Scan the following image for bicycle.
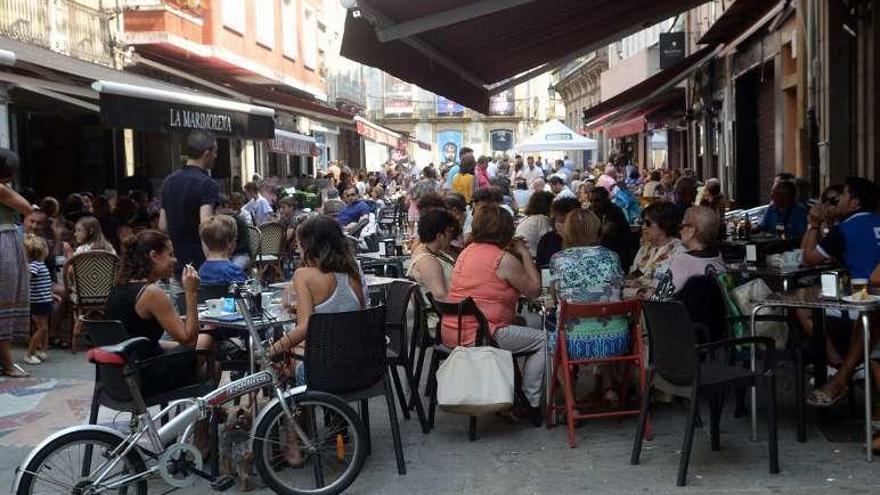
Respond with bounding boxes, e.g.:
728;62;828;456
13;284;367;495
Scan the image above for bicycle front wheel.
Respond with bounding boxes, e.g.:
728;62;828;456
253;391;367;495
16;428;148;495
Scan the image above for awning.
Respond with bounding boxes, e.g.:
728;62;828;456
354;116;402;148
404;136;432;151
92;80;275;139
225;83;355;125
582;45;720;125
602;89;684;139
270;130;319;157
698;0;784;46
341;0;707;114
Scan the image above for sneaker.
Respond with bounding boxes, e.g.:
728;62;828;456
22;354;42;365
35;351;48;361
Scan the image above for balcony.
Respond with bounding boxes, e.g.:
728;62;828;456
0;0;114;67
123;0;205;46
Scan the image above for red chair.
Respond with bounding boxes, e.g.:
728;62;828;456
547;298;651;448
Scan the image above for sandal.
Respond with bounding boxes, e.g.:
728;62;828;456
806;385;848;408
2;364;30;378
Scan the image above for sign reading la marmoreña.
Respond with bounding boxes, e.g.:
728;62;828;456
168;108;233;133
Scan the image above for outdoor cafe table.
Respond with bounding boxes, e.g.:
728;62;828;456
728;262;830;293
750;286;880;461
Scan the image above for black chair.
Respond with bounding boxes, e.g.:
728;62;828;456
424;295;540;440
198;284;232;303
384;281;429;433
631;301;779;486
303;305;406;475
407;286;437;412
83;319;216;424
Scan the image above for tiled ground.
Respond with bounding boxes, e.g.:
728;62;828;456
2;348;880;495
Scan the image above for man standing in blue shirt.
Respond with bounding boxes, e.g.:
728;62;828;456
159;131;220;278
337;187;373;231
758;180;808;239
801;176;880;408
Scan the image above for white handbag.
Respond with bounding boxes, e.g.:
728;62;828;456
436;346;514;415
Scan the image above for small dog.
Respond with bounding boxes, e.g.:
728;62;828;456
219;405;255;492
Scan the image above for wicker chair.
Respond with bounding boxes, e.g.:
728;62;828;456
255;222;285;282
66;250;119;353
245;225;261;269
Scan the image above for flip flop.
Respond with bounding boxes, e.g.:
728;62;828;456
806;385;848;408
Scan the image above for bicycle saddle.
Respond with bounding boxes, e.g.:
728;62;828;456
86;337;154;367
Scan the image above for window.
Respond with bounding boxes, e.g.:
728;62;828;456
255;0;275;48
282;0;297;59
222;0;245;34
303;7;317;70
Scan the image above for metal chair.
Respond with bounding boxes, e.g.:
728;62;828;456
631;300;779;486
66;250;118;353
256;222;286;282
384;280;429;433
546;299;647;448
304;305;406;475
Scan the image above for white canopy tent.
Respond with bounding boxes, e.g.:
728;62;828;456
513;119;598;153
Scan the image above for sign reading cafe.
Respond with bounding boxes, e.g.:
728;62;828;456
168;108;234;133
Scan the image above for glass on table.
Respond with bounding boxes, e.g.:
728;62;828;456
851;278;869;297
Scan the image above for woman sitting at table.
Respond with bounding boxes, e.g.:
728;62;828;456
104;230;206;397
269;215;366;361
515;191;554;258
627;200;684;297
407;208;460;300
441;204;544;422
549;208;628;405
652;206;726;301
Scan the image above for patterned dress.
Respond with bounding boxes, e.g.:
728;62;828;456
549;246;628;358
0;201;28;343
629;238;685;291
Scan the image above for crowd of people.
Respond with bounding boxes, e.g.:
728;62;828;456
4;128;880;445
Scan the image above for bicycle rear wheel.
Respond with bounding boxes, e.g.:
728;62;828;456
253;391;367;495
16;428;148;495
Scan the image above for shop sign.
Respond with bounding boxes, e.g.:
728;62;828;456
99;93;274;139
356;120;399;148
270;133;317;156
659;32;686;70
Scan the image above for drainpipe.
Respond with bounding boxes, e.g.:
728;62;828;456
805;0;820;193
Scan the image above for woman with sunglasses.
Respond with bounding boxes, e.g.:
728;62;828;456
625;200;684;297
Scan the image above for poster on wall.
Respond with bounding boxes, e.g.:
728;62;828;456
489;90;515;116
437;130;463;165
490;129;514;152
436;96;464;117
384;75;414;116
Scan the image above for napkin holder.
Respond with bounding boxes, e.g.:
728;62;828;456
377;238;394;257
820;271;845;299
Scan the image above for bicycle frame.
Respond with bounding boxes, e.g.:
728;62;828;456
15;286;311;495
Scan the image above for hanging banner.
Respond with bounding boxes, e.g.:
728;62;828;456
384;75;414;116
489;90;515;116
490;129;514;151
437;130;463;165
436;96;464;116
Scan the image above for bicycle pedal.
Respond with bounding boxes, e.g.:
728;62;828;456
210;475;236;492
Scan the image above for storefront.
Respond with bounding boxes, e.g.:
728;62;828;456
267;129;318;180
355;116;401;171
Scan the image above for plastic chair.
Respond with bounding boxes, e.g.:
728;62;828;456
66;250;119;353
407;285;436;412
546;299;647;448
303;305;406;475
256;222;286;282
384;280;429;433
631;301;779;486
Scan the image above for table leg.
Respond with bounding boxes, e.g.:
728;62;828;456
862;312;873;463
750;305;765;443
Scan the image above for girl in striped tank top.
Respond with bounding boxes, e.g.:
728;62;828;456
24;234;53;365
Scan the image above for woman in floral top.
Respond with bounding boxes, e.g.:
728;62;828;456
549;209;628;404
627;200;684;297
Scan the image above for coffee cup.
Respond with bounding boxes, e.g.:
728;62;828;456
205;298;224;316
